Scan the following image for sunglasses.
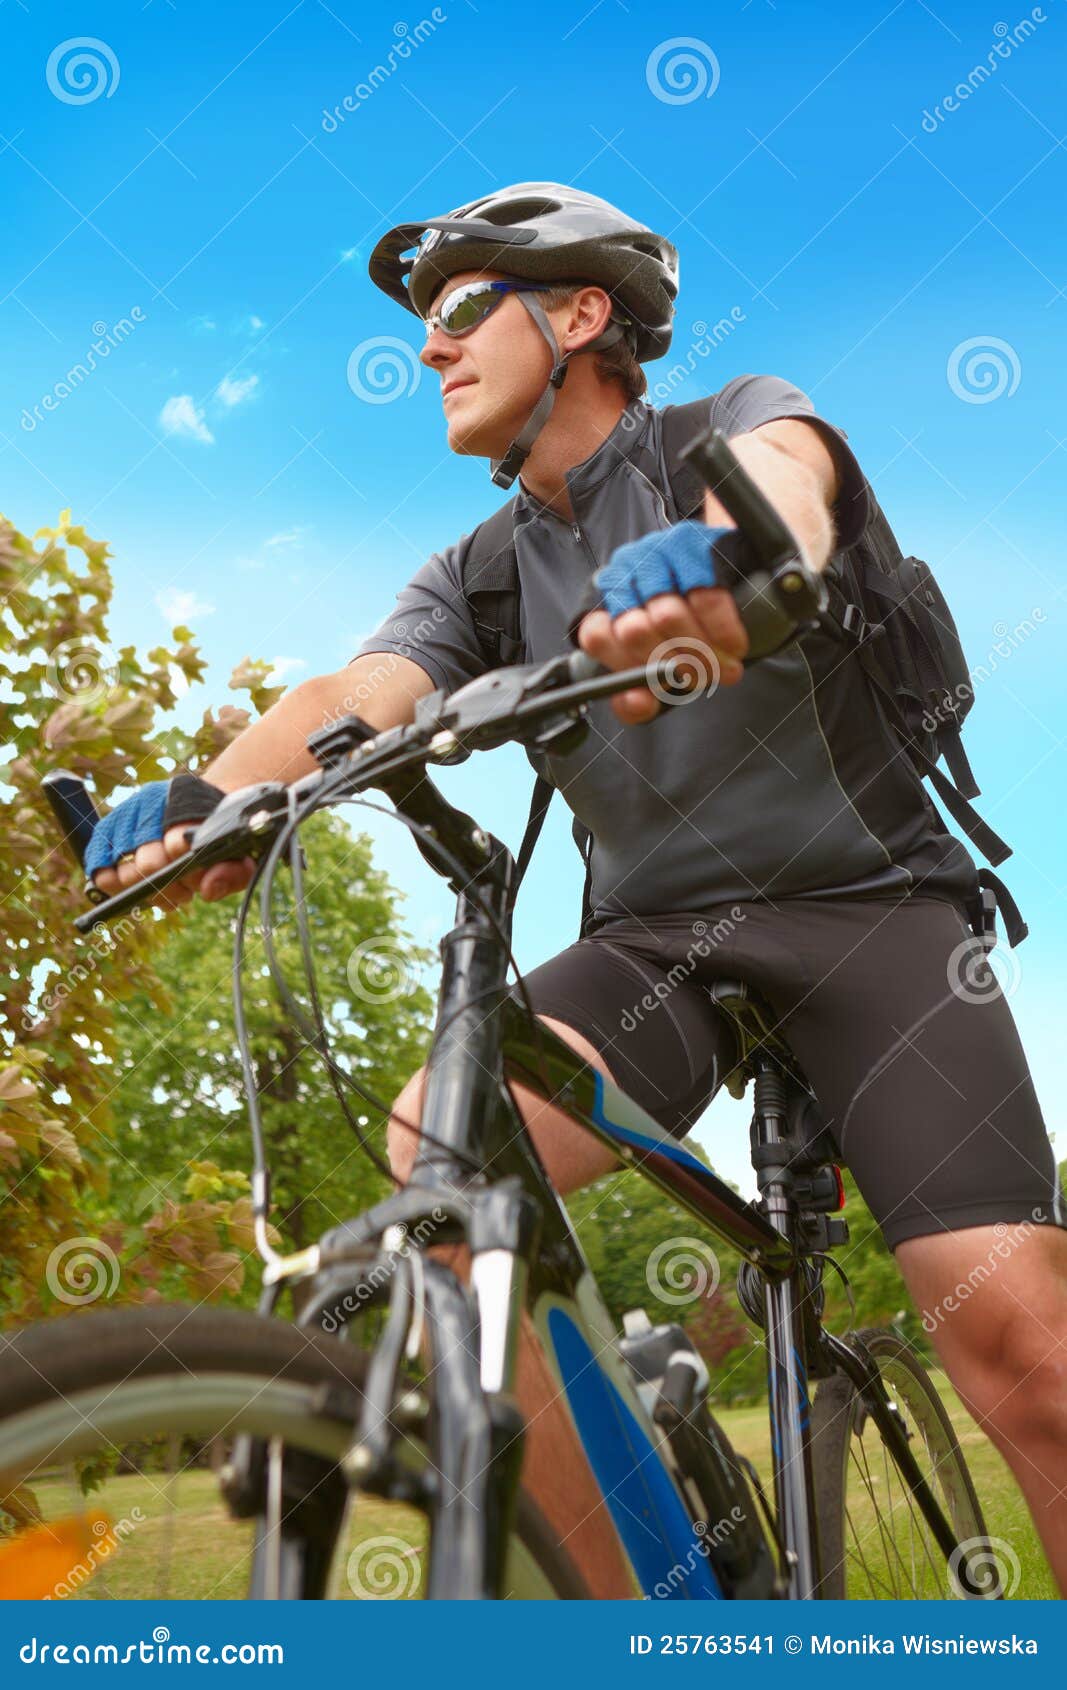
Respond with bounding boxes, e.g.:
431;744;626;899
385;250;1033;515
422;279;550;340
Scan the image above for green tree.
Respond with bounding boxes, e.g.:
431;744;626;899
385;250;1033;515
0;509;284;1320
105;809;434;1280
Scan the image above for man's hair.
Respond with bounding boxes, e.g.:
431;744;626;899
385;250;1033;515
537;281;647;402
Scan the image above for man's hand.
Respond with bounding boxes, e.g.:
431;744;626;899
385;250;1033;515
576;522;749;724
85;776;250;912
90;826;254;911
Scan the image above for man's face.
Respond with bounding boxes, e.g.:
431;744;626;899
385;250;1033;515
419;269;555;459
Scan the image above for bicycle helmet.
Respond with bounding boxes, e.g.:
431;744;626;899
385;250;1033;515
368;182;679;487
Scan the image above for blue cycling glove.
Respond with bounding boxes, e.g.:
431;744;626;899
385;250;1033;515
84;775;223;877
593;521;728;618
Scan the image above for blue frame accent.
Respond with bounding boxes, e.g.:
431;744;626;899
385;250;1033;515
591;1073;720;1181
546;1307;722;1601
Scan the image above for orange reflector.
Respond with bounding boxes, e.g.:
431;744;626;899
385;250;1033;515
0;1511;116;1600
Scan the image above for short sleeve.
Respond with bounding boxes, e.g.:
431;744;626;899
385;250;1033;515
708;373;871;551
353;541;487;693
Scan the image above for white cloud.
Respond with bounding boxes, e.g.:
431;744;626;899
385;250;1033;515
156;587;215;625
268;655;307;682
265;527;306;549
216;371;259;408
160;394;214;444
248;314;265;331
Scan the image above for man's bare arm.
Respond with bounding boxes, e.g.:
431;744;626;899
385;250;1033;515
203;652;435;791
93;652;436;905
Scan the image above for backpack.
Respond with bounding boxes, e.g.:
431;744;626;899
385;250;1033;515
458;398;1026;945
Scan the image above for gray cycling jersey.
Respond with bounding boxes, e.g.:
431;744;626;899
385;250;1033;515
356;375;976;922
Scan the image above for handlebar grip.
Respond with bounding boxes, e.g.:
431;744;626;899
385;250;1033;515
42;769;100;869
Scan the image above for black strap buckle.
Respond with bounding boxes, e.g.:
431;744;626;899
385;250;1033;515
970;885;999;953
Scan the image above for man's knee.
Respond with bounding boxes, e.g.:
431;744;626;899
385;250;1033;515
387;1068;426;1185
898;1224;1067;1442
384;1015;618;1194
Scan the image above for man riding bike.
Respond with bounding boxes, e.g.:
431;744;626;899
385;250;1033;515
85;183;1067;1597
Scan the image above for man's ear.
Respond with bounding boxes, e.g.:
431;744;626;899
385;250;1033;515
565;286;613;354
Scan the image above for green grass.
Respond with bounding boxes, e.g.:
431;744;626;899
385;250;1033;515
718;1369;1056;1600
15;1369;1054;1600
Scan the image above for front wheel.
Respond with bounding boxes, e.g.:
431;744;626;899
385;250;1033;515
810;1329;1001;1599
0;1305;589;1601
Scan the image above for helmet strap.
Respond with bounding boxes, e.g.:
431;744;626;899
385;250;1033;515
488;293;627;490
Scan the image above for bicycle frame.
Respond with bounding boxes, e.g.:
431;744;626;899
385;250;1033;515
267;831;833;1601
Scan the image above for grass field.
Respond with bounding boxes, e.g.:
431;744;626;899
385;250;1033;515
14;1369;1055;1601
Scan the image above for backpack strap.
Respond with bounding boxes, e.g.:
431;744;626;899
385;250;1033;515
459;496;523;671
661;399;716;520
845;625;1013;868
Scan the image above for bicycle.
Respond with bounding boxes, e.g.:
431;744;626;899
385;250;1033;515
1;436;1000;1603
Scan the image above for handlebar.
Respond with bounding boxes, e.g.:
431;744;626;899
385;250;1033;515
56;648;691;934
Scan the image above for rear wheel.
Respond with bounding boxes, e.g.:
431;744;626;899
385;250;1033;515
0;1305;588;1600
811;1329;1000;1599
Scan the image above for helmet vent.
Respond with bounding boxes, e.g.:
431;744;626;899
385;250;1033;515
478;196;562;226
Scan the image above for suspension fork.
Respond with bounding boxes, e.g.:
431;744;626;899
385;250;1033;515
750;1056;823;1600
413;858;515;1187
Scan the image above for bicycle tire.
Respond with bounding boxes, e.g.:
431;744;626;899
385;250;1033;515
0;1304;589;1601
810;1328;998;1599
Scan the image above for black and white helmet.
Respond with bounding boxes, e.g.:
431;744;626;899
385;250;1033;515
368;181;679;362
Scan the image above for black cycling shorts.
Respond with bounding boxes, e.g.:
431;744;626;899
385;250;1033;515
515;893;1063;1253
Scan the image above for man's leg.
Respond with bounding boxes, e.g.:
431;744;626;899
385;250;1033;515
896;1221;1067;1594
388;1015;633;1598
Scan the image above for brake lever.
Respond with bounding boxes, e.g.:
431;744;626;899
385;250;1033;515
73;782;290;933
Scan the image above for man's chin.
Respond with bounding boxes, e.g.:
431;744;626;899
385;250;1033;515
445;416;508;460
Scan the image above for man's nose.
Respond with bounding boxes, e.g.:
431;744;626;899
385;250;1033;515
419;327;459;369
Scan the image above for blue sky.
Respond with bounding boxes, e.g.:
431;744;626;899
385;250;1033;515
3;0;1065;1196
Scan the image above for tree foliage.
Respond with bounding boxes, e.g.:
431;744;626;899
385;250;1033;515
1;510;309;1320
105;809;434;1282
